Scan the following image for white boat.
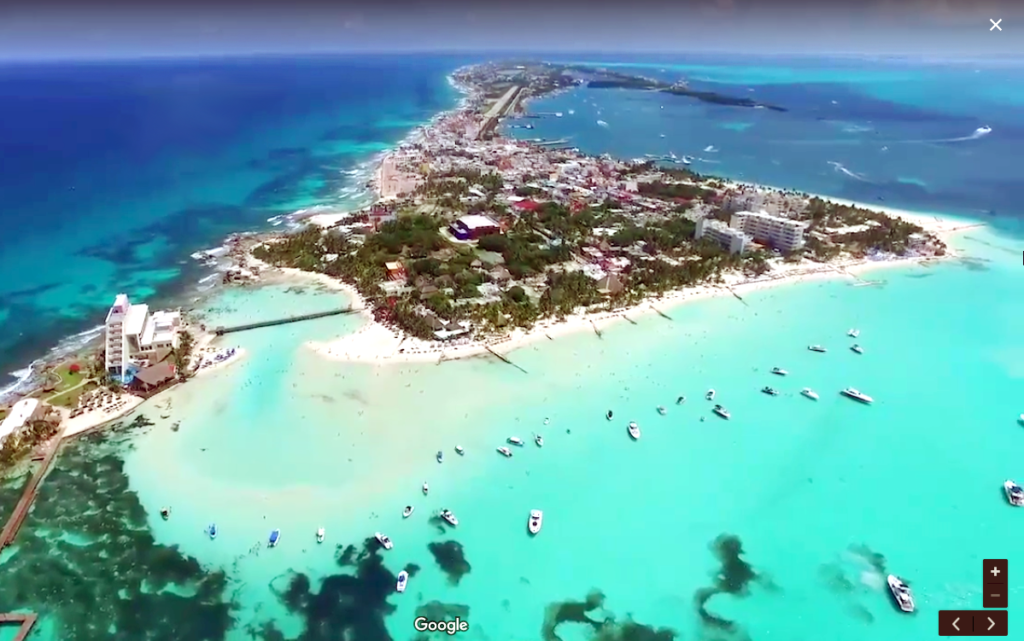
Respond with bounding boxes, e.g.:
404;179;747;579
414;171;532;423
507;436;524;446
316;527;325;543
207;523;217;540
455;445;464;455
422;482;429;495
375;532;394;550
840;388;874;404
771;367;788;376
761;386;779;396
713;405;731;419
402;505;414;518
497;446;513;457
847;329;860;338
628;421;640;440
606;410;614;421
801;388;819;400
439;509;459;526
850;344;864;354
676;395;686;405
657;405;667;415
528;509;543;535
535;434;544;447
436;450;443;463
396;570;408;593
706;389;716;401
808;345;827;353
887;575;915;613
1004;480;1024;506
1019;414;1024;425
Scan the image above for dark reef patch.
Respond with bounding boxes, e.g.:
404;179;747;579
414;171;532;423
427;540;471;585
0;418;235;640
542;589;677;641
693;534;760;635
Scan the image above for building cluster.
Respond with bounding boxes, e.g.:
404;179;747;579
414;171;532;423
104;294;181;382
695;210;808;255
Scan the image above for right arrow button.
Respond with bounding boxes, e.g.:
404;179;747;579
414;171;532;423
988;617;996;631
975;609;1008;636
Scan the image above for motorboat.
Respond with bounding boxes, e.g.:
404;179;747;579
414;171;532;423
455;445;465;455
676;395;686;405
396;570;409;593
847;329;860;338
403;505;414;518
422;482;429;495
657;405;667;415
887;575;915;613
801;388;820;400
761;386;779;396
544;418;550;425
808;345;827;353
1004;480;1024;506
375;532;394;550
160;507;170;520
316;527;325;543
706;389;716;401
535;434;544;447
268;529;281;548
207;523;217;540
436;450;443;463
771;367;788;376
439;509;459;526
840;388;874;404
628;421;641;440
850;344;864;354
508;436;524;446
497;446;513;457
712;405;731;419
528;509;543;535
1019;414;1024;425
606;410;614;421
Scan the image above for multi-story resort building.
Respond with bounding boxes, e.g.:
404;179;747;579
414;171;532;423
695;218;751;255
104;294;181;381
730;210;807;252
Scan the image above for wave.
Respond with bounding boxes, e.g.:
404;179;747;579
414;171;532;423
0;323;106;401
828;161;871;182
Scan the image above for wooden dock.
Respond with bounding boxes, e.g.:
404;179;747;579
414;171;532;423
213;307;358;335
0;431;63;550
0;613;39;641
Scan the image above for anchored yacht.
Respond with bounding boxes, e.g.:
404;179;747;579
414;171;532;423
706;389;716;401
268;529;281;548
535;434;544;447
436;450;443;463
403;505;414;518
771;367;788;376
847;329;860;338
676;395;686;405
841;388;874;404
396;570;409;593
528;509;543;535
508;436;524;446
422;482;429;495
375;532;394;550
657;405;667;415
439;509;459;526
808;345;827;353
455;445;465;455
628;421;641;440
606;410;614;421
207;523;217;540
316;527;325;543
497;446;513;458
850;344;864;354
801;388;819;400
887;575;915;613
1004;480;1024;506
761;386;779;396
713;405;731;419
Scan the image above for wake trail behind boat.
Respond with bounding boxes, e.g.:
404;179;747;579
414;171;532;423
828;161;871;182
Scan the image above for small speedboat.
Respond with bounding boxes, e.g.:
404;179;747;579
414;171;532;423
207;523;217;540
436;450;443;463
160;507;170;520
403;505;414;518
497;446;513;457
801;388;819;400
706;389;716;401
713;404;731;419
396;570;409;593
808;345;827;353
528;509;543;535
508;436;524;446
676;395;686;405
375;532;394;550
628;421;640;440
439;509;459;526
848;329;860;338
455;445;465;455
268;529;281;548
1019;414;1024;425
657;405;667;415
887;575;915;613
543;418;550;425
1004;480;1024;506
850;344;864;354
316;527;325;543
606;410;613;421
422;482;429;495
761;386;779;396
771;367;788;376
841;388;873;404
535;434;544;447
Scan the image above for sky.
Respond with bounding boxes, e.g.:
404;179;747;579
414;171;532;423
0;0;1020;60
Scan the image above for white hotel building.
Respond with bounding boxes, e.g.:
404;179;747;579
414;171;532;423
729;211;808;252
695;218;751;255
104;294;181;380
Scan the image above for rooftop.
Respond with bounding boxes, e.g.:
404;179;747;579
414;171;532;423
123;304;150;337
0;398;40;441
457;214;500;230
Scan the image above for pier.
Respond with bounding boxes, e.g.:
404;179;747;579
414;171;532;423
484;346;528;374
213;307;359;335
0;430;64;550
0;613;39;641
476;85;522;140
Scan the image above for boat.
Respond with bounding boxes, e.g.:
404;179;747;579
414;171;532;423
396;570;409;593
316;527;325;543
808;345;827;353
403;505;414;518
850;344;864;354
1019;414;1024;425
422;482;429;495
497;446;513;457
455;445;464;455
269;529;281;548
676;395;686;405
801;388;820;400
439;509;459;526
1004;480;1024;506
160;507;170;520
544;418;550;425
761;386;779;396
771;367;788;376
606;410;614;421
628;421;640;440
436;450;443;463
535;434;544;447
375;532;394;550
508;436;524;446
528;509;543;535
706;389;716;401
207;523;217;540
847;329;860;338
840;388;874;404
887;575;915;613
713;405;731;419
657;405;667;415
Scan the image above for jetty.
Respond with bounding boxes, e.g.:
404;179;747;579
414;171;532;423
0;430;64;550
476;85;522;140
484;346;528;374
651;306;672;320
0;613;38;641
213;307;359;335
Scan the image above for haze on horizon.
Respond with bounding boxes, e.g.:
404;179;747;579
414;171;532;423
1;0;1020;61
